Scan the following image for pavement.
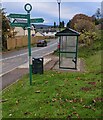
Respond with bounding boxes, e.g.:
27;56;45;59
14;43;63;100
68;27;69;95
1;57;52;90
1;54;85;90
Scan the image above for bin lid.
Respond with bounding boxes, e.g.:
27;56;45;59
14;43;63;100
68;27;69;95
32;56;43;59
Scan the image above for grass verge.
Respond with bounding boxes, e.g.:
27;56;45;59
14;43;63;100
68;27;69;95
2;38;102;119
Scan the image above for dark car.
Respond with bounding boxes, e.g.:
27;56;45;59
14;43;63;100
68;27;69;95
37;40;47;47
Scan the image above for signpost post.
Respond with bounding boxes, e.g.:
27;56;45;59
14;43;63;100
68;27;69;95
24;3;32;85
8;3;44;85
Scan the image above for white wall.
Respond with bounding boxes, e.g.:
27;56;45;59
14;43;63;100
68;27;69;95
14;27;36;36
35;32;44;36
43;32;56;36
25;29;36;36
15;27;24;36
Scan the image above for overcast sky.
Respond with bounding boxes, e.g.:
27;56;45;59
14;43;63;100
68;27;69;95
2;1;102;26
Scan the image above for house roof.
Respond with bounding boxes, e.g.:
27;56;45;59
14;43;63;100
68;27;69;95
13;19;27;23
13;19;35;29
35;31;45;36
33;24;52;29
43;29;56;32
55;28;80;36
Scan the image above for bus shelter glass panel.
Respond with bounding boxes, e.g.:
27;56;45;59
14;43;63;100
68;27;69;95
60;36;77;69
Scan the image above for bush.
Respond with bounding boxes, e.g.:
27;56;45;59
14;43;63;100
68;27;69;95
79;31;98;46
2;34;7;50
74;19;95;33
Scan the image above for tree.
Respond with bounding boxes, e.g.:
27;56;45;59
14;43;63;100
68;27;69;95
74;19;98;46
92;8;103;26
70;13;98;46
66;20;71;28
59;21;62;28
54;22;56;28
59;21;65;28
91;15;99;25
1;8;11;50
95;8;101;19
61;21;65;28
74;19;95;33
70;14;93;29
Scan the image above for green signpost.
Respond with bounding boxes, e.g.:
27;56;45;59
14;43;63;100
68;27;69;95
8;3;44;85
10;23;27;27
25;3;32;85
8;13;27;19
30;18;44;23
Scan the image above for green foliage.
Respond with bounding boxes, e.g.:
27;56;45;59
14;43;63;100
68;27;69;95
79;31;99;46
1;8;11;50
70;13;99;46
92;7;103;28
2;35;7;50
2;50;102;118
59;21;65;28
54;21;56;28
66;20;71;28
78;31;102;58
70;14;93;29
74;19;95;33
95;8;101;20
2;36;102;118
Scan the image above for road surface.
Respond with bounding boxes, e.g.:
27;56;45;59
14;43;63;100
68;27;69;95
1;38;58;76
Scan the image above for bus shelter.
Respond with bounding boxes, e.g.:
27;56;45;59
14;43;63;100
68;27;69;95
55;28;80;69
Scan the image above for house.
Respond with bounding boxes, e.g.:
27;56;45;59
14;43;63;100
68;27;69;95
35;31;45;37
24;25;36;36
12;19;36;36
42;29;57;37
14;27;25;36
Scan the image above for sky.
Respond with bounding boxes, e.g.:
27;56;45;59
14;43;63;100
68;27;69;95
1;0;102;26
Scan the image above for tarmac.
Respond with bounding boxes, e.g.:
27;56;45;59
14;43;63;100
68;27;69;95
1;57;52;90
1;54;85;90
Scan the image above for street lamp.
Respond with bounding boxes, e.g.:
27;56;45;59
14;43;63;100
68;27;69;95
57;0;61;68
57;0;61;31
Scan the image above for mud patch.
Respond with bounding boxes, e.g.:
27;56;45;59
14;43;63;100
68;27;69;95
81;87;92;91
88;82;96;85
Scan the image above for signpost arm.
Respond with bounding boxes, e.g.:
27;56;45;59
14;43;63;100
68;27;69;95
27;11;32;85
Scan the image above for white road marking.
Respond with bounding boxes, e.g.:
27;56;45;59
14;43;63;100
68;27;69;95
0;51;54;77
0;42;57;77
0;42;57;62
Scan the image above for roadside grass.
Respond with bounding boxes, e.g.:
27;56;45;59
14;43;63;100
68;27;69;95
2;36;102;118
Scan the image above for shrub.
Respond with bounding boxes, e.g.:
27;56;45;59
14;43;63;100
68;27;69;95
79;31;98;46
74;19;95;33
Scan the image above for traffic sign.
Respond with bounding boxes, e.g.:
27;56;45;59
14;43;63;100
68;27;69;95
30;18;44;23
8;13;27;19
10;23;27;27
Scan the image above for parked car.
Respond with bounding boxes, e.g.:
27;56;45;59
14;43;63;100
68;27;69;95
37;40;47;47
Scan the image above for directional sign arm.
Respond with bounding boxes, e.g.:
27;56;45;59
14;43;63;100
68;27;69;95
8;13;27;19
10;23;27;27
30;18;44;23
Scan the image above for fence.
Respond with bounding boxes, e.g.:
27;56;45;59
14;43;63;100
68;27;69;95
7;36;47;50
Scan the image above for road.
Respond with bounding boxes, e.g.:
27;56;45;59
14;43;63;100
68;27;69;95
1;38;58;76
